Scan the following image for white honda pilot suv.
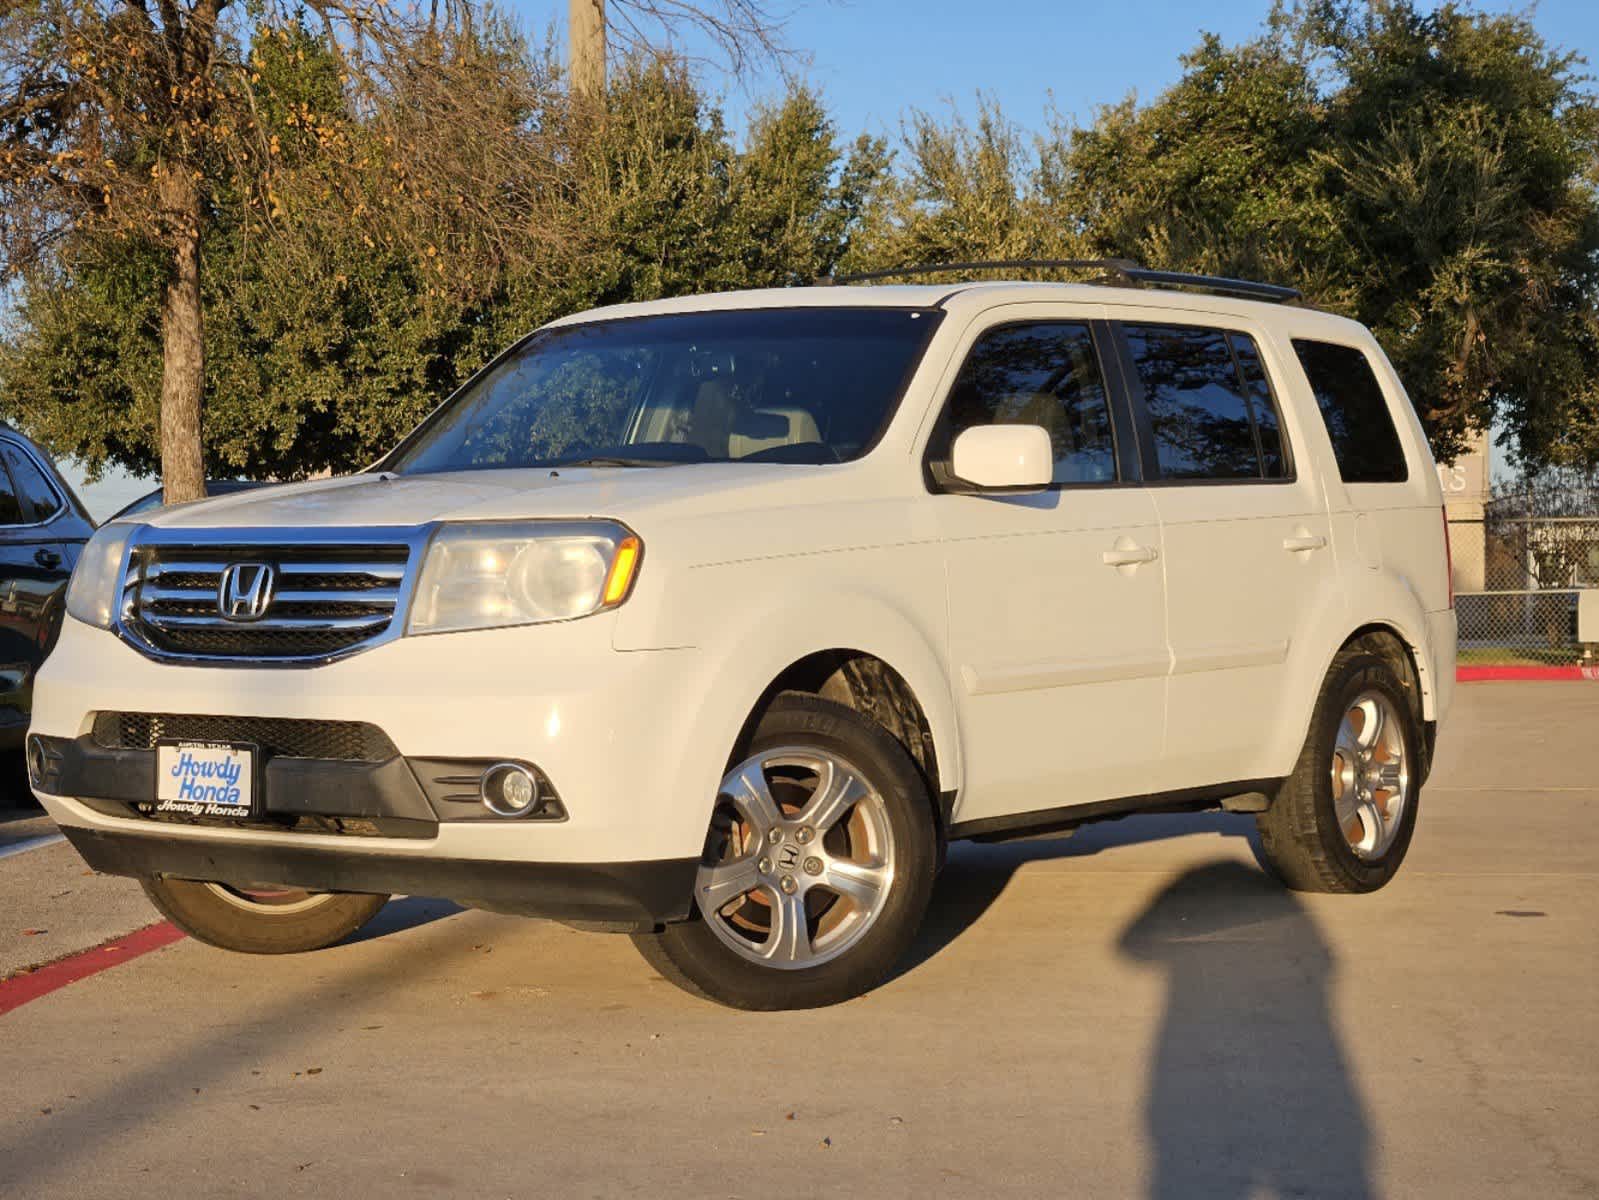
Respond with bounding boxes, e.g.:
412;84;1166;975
29;263;1456;1009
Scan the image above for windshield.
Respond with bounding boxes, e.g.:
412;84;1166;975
386;307;942;474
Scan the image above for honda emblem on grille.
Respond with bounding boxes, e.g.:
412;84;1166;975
217;562;276;622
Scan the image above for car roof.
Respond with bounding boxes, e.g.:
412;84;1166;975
545;282;1370;339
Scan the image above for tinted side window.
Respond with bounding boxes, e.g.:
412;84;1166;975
1230;334;1288;478
1124;325;1259;480
2;445;62;523
1292;340;1408;483
0;461;23;526
942;323;1116;484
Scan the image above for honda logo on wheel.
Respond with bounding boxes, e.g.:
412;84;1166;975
217;562;276;622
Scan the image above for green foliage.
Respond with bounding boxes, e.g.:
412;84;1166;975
847;97;1079;272
1058;2;1599;467
1;50;882;478
3;2;1598;477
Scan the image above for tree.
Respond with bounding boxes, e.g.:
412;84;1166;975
573;0;797;95
0;0;573;499
1;54;881;479
1058;2;1599;468
845;97;1082;274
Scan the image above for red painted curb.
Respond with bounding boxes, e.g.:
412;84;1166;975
0;922;184;1016
1458;665;1599;682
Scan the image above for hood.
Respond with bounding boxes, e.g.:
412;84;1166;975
141;463;844;531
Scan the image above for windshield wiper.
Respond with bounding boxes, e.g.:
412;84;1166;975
549;455;687;469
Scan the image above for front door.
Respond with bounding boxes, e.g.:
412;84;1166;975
930;311;1168;826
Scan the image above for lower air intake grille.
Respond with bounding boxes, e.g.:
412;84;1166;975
93;712;399;762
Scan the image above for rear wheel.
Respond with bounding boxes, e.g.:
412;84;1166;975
633;694;937;1010
141;876;389;954
1256;645;1422;893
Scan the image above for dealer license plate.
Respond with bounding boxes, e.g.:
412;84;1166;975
154;740;257;819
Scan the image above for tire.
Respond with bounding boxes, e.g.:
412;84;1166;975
633;693;938;1010
1256;643;1423;893
141;876;389;954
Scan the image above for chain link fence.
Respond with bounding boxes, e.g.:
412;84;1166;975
1448;516;1599;665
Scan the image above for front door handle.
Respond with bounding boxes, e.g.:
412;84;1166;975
1102;544;1159;567
1282;534;1327;554
33;548;61;569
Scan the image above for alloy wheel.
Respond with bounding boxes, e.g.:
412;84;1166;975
1329;690;1410;860
695;747;896;969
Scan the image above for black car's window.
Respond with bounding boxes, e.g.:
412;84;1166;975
1230;334;1289;478
1;444;62;523
387;308;943;473
937;322;1117;484
0;457;23;526
1292;339;1409;483
1124;325;1262;480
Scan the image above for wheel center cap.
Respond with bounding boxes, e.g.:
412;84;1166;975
774;842;802;873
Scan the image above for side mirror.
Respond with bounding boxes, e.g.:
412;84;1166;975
949;425;1053;492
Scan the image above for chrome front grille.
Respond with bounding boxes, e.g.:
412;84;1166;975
118;528;425;664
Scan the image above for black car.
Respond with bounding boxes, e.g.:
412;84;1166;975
0;424;94;751
107;479;266;522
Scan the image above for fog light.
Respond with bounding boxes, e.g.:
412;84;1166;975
481;762;541;817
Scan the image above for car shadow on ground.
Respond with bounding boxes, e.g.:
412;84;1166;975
900;810;1260;976
344;894;464;943
902;817;1376;1199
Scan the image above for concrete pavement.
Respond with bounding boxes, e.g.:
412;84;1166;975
0;683;1595;1199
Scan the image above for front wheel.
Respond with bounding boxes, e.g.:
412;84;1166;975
141;876;389;954
633;694;938;1010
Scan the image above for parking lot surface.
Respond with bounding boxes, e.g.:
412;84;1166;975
2;683;1595;1199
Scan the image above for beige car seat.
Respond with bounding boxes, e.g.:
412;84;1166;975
729;406;823;458
687;379;736;457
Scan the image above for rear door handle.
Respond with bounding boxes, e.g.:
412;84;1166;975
33;548;62;569
1282;535;1327;553
1102;545;1159;567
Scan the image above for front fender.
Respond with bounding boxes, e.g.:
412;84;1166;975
644;548;959;838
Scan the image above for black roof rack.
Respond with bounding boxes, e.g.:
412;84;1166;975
817;258;1302;304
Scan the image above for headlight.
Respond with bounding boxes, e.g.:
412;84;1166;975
408;520;642;636
65;522;139;630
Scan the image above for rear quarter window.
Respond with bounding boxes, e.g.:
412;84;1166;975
1291;340;1409;484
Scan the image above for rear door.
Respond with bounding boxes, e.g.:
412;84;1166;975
1111;317;1337;787
930;307;1169;827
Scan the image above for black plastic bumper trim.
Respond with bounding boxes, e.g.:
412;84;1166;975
30;735;569;833
60;825;699;929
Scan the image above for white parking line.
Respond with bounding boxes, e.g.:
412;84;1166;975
0;833;65;860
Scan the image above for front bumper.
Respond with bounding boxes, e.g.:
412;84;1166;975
31;614;717;865
61;825;696;930
28;730;565;836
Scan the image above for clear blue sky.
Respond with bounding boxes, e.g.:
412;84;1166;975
510;0;1599;141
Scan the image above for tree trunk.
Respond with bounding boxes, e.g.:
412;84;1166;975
569;0;605;100
159;168;206;505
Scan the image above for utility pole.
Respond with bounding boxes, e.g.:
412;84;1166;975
570;0;606;99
